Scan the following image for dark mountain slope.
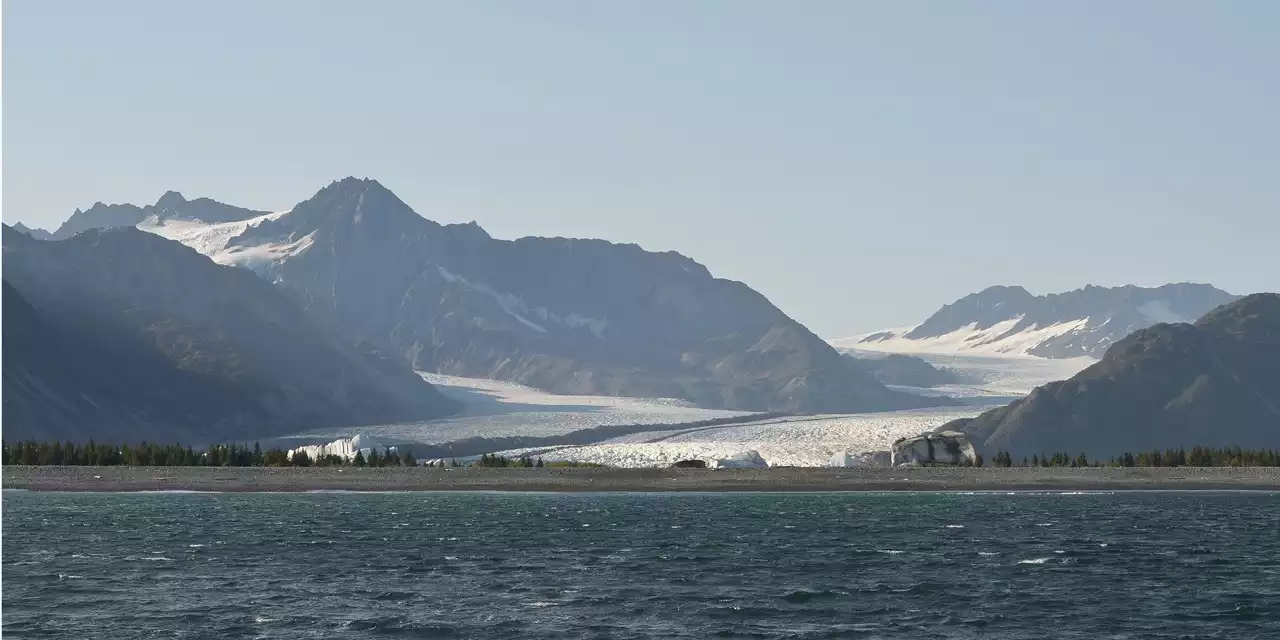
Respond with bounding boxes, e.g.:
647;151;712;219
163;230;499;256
943;293;1280;457
225;178;940;413
2;225;457;444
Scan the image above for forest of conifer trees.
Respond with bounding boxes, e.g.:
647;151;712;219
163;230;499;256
4;440;1278;469
0;440;421;468
986;446;1280;468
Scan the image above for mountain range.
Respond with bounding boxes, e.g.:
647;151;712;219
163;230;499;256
843;283;1240;359
7;178;940;420
3;224;458;444
943;293;1280;458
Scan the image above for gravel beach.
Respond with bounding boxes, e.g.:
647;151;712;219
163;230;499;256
6;465;1280;492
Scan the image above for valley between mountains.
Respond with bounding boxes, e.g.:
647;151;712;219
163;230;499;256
6;178;1277;466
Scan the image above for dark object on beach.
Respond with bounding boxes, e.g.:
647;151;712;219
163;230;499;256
671;460;708;469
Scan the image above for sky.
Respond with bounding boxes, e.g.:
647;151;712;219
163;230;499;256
4;0;1278;336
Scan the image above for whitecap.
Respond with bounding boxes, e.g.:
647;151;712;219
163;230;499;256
58;574;84;580
1017;558;1051;565
141;556;173;562
1035;523;1054;527
945;525;965;529
526;602;559;608
1054;550;1065;554
876;550;904;555
188;544;205;548
978;552;999;556
254;616;277;624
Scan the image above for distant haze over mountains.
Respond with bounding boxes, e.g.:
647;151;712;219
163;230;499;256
2;224;458;444
838;283;1240;359
13;177;943;415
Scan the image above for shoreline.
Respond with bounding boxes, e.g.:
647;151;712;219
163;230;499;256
6;466;1280;493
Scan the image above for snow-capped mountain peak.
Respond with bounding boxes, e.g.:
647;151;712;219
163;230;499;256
48;177;939;414
835;283;1239;359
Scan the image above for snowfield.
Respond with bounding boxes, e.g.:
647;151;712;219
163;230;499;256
495;407;993;468
137;210;312;272
831;316;1092;358
846;349;1096;398
276;372;750;447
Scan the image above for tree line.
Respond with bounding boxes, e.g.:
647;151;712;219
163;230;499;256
0;440;587;469
984;446;1280;468
1;440;423;468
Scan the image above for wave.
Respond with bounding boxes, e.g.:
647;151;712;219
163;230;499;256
780;589;844;603
1017;558;1051;564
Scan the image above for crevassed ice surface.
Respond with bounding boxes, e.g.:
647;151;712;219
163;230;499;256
498;407;994;468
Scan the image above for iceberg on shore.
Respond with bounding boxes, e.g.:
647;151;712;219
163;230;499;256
828;450;891;468
708;450;769;469
288;434;393;462
890;431;975;466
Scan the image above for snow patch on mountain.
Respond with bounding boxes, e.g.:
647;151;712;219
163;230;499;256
835;316;1091;358
137;211;312;272
837;284;1238;361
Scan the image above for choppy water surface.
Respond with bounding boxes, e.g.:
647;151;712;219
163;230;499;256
4;491;1278;639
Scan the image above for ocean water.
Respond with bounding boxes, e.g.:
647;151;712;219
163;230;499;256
4;491;1278;639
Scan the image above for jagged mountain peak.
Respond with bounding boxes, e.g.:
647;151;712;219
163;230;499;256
51;190;268;240
104;177;937;413
10;222;54;240
973;284;1034;298
281;176;436;231
154;190;188;210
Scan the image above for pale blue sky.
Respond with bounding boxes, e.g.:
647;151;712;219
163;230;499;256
5;0;1278;336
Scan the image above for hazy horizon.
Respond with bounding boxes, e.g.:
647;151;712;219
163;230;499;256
6;0;1278;335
